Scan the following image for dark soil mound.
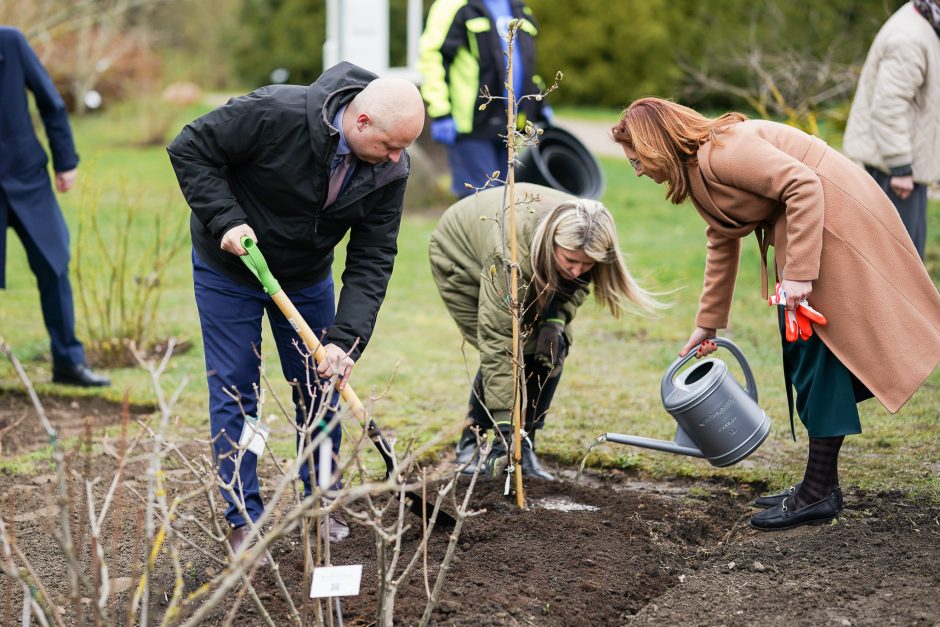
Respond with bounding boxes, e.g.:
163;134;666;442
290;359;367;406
0;391;938;625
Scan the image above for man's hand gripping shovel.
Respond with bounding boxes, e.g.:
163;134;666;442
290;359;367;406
239;237;456;528
769;282;828;342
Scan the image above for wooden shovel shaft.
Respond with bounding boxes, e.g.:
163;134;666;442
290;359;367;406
270;291;365;417
238;237;456;527
271;290;456;527
268;291;399;464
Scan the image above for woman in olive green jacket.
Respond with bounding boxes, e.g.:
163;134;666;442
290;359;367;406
429;183;661;479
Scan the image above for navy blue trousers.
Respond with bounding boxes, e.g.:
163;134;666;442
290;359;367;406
2;192;84;368
193;250;341;527
865;166;927;260
447;138;505;197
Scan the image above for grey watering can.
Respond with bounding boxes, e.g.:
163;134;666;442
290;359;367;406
604;337;770;467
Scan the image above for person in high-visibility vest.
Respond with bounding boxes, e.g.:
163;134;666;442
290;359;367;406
418;0;554;197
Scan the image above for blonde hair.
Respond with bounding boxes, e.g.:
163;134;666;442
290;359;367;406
530;199;664;317
611;97;746;204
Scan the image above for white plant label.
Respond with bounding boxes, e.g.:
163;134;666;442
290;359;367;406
309;564;363;598
238;416;270;457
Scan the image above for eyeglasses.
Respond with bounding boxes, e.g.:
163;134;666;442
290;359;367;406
628;157;642;172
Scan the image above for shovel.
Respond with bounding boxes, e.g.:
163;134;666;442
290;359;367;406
239;237;456;528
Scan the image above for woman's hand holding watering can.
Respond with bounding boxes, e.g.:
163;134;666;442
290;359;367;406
680;326;718;358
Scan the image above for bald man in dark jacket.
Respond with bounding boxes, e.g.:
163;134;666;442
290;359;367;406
168;62;425;550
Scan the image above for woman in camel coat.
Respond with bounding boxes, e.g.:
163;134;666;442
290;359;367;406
612;98;940;531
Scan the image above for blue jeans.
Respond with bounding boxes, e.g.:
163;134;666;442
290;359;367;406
447;138;505;197
193;250;341;527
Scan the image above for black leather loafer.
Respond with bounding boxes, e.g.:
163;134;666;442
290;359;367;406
750;490;842;531
52;363;111;387
753;482;801;508
753;483;843;510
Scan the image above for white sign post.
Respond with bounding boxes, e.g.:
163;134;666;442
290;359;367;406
324;0;423;81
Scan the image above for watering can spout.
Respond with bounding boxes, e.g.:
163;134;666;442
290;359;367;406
602;432;705;459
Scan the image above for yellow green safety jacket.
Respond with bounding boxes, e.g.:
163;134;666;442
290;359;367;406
418;0;548;139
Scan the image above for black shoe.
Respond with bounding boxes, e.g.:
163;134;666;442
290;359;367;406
456;426;481;475
753;483;843;510
520;439;555;481
750;490;842;531
52;363;111;387
753;482;801;508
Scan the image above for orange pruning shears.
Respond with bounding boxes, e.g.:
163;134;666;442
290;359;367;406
768;282;828;342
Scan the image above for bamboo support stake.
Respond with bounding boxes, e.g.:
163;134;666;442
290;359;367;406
505;23;525;509
3;494;14;627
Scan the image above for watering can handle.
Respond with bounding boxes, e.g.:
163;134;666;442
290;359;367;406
661;337;759;403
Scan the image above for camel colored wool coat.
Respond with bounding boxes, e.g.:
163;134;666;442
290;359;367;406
688;119;940;413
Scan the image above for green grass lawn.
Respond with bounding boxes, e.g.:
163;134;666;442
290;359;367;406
1;103;938;499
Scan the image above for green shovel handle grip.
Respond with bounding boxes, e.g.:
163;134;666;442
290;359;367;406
239;236;281;295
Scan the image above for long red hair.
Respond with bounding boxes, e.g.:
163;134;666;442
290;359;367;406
611;98;746;204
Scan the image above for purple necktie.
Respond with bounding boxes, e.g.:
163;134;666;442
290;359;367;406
325;154;352;207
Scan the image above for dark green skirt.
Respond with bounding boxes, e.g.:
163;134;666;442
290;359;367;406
778;308;872;438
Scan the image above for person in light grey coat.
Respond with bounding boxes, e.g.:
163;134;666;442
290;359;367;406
842;0;940;259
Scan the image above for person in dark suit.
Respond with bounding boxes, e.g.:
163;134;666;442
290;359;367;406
0;26;109;387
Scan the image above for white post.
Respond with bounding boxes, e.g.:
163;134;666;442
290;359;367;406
324;0;421;81
324;0;390;75
406;0;422;73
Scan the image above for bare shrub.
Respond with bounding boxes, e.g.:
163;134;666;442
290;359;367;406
0;338;475;625
72;181;188;367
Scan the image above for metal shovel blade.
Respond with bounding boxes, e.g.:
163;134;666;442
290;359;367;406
366;419;457;528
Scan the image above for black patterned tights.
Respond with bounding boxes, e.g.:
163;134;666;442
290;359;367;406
796;436;844;508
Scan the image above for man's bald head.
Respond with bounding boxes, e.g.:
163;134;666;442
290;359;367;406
344;77;426;164
351;77;425;137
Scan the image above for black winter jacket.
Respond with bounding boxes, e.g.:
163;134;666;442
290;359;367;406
167;62;410;359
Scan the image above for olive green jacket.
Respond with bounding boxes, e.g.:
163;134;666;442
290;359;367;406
429;184;589;422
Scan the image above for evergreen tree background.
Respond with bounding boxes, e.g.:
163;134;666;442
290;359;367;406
222;0;903;113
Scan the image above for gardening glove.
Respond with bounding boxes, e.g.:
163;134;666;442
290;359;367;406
534;318;566;370
769;282;828;342
430;116;457;145
794;300;827;340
